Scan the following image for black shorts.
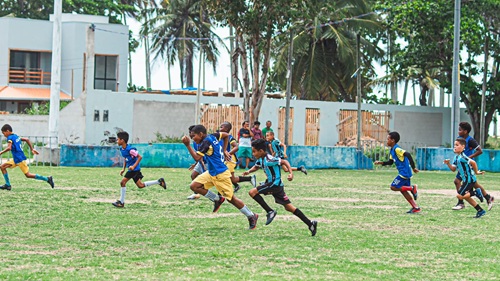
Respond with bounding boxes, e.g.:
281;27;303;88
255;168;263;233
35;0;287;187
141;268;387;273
256;182;291;205
124;170;144;183
458;181;475;196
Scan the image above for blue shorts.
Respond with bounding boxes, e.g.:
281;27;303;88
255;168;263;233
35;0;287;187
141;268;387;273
391;175;411;189
455;172;462;181
238;146;253;159
458;181;476;196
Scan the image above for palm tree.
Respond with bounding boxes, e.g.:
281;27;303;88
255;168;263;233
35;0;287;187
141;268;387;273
141;0;223;88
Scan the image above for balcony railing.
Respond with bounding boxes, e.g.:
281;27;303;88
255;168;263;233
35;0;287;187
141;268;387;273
9;67;51;85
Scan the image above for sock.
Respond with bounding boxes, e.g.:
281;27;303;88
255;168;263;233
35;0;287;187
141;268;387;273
402;192;418;208
239;176;251;182
204;190;220;202
120;187;126;203
458;199;464;205
144;180;159;187
3;173;11;186
252;194;273;213
474;205;483;212
401;186;413;192
485;194;491;201
35;174;48;182
233;182;239;188
293;208;312;227
239;205;254;217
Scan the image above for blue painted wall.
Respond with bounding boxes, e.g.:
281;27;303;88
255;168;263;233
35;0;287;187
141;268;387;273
416;148;500;172
60;144;373;169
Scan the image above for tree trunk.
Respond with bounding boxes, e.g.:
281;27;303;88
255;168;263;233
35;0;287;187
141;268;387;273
419;80;428;106
237;34;251;122
186;52;193;88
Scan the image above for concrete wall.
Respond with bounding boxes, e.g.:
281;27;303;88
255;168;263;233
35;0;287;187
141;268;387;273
416;148;500;172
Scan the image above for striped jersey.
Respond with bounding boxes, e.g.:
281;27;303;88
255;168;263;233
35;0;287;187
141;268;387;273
255;154;283;187
452;153;477;184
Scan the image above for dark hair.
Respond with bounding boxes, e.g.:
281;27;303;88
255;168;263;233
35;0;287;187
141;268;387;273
191;125;207;135
459;122;472;134
188;125;196;132
266;131;275;136
254;121;261;125
456;138;466;146
1;124;12;132
242;121;248;126
251;138;267;151
388;131;400;143
221;121;232;132
117;131;129;143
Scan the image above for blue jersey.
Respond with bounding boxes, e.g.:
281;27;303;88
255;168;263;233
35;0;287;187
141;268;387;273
457;136;479;158
453;153;476;184
7;134;26;163
270;139;284;158
255;154;283;187
196;133;228;176
120;144;140;171
390;144;412;179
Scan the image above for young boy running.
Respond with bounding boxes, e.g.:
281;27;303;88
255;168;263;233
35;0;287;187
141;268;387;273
374;131;420;214
186;125;205;200
265;131;307;175
182;125;259;229
112;131;166;208
444;138;487;218
0;124;54;190
243;139;317;236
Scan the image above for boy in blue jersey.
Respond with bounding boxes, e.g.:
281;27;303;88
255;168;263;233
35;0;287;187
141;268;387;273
186;125;206;200
452;122;494;211
112;131;166;208
374;132;420;214
265;131;307;175
182;125;259;230
243;139;318;236
0;124;54;190
444;138;486;218
219;122;256;193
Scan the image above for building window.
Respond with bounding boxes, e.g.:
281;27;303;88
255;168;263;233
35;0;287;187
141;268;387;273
103;110;109;122
94;55;117;91
9;50;52;85
94;110;100;122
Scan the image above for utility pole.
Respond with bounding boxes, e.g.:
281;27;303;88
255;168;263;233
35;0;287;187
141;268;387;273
284;30;294;146
356;33;362;150
451;0;461;143
480;35;489;147
48;0;62;146
85;24;95;92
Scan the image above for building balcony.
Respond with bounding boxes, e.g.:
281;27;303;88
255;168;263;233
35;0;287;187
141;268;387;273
9;67;51;85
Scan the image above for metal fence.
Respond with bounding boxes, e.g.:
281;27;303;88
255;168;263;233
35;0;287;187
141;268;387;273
0;135;58;166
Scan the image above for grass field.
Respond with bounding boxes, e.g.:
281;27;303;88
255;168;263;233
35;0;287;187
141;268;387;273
0;166;499;280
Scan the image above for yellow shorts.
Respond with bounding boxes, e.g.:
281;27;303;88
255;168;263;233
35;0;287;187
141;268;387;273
193;170;233;200
5;159;30;174
225;155;237;173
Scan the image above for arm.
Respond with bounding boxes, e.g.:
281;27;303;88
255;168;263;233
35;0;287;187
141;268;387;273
469;159;484;175
404;151;419;173
281;143;288;158
268;143;275;156
129;153;142;171
280;159;294;181
0;141;12;156
182;135;203;162
242;164;260;175
469;146;483;159
21;137;39;155
229;141;239;156
217;132;231;161
374;159;394;166
120;159;127;175
443;159;457;172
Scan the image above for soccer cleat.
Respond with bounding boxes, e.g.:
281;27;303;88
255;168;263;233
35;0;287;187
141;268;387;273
487;196;494;211
412;184;418;200
406;207;421;214
475;188;484;203
158;178;167;189
265;209;277;225
112;200;124;208
248;213;259;230
233;184;241;193
47;176;54;188
474;209;486;218
299;165;308;175
452;203;465;210
0;184;12;191
212;196;225;213
309;220;318;236
250;174;257;188
187;193;201;200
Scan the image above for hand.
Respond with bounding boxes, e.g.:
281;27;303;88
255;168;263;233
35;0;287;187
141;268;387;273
374;161;382;165
242;171;249;176
32;149;39;155
224;151;232;162
443;159;450;164
283;155;288;159
413;168;419;173
129;166;134;171
181;135;191;145
477;170;485;175
188;163;196;171
287;173;293;181
120;170;125;176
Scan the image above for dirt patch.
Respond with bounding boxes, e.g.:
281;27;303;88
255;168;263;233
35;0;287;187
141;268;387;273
302;197;387;203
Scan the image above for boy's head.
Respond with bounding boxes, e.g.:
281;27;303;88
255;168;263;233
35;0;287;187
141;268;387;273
253;121;261;128
1;124;12;137
454;138;466;154
188;125;196;138
219;122;232;133
386;131;400;146
458;122;472;137
117;131;129;144
266;131;275;141
190;124;207;144
251;139;267;159
242;121;249;129
265;120;272;128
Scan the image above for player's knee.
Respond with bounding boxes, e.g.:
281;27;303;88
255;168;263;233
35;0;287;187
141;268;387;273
390;186;398;191
248;188;257;197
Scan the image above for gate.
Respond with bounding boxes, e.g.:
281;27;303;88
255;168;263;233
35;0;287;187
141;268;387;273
305;108;320;146
200;104;244;134
278;107;294;144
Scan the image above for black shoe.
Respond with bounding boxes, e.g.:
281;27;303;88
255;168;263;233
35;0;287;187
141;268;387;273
213;196;225;213
299;165;308;175
112;200;124;208
309;221;318;236
158;178;167;189
265;209;277;225
47;176;54;188
233;184;241;193
248;214;259;230
0;184;12;191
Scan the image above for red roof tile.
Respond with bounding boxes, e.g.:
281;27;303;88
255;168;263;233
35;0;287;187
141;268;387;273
0;86;72;101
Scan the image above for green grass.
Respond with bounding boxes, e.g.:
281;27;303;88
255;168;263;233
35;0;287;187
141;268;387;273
0;166;499;280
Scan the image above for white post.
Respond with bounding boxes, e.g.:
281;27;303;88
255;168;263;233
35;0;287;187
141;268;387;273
48;0;62;146
451;0;461;143
85;25;95;92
